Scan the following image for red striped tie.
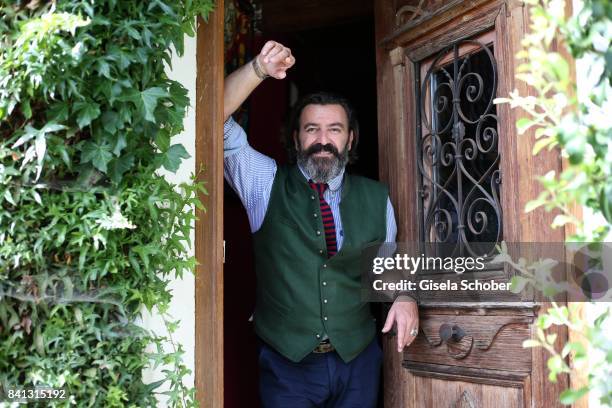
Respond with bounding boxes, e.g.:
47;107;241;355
309;182;337;257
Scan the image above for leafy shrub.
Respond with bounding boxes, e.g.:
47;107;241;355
0;1;213;406
495;0;611;405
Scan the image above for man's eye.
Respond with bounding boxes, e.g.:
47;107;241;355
306;128;317;133
330;128;341;133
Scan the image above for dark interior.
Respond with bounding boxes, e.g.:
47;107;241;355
223;2;379;406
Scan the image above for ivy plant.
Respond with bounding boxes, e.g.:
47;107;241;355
0;1;213;406
495;0;611;405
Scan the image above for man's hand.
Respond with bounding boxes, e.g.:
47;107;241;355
257;41;295;80
223;40;295;122
381;296;419;352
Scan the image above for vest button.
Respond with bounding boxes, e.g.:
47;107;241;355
313;213;318;218
322;264;327;268
323;316;328;321
316;334;321;339
322;281;327;286
310;195;315;200
316;230;321;236
319;249;324;254
324;299;328;303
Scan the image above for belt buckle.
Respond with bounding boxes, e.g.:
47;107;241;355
313;340;335;354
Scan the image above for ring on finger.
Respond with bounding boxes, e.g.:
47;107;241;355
409;328;418;337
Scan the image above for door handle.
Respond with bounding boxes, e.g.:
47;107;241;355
439;324;466;343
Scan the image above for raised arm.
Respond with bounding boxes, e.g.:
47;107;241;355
223;41;295;122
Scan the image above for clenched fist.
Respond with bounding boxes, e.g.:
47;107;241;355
256;41;295;80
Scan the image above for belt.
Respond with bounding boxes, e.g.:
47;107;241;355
312;339;335;354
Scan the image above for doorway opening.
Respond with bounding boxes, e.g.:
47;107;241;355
223;2;379;406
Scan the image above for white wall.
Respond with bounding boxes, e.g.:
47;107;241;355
141;32;197;405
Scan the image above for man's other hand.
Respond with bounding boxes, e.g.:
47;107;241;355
258;41;295;80
381;296;419;352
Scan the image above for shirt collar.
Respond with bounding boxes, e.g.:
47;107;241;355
297;164;345;192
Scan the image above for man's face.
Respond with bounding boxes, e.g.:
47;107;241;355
294;104;354;183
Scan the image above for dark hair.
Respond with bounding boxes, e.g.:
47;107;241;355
283;91;360;164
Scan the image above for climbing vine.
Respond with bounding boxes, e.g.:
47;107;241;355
0;1;213;406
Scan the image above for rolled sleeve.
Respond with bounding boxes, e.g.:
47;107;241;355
224;116;248;157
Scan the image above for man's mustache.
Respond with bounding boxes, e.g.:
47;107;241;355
304;143;340;158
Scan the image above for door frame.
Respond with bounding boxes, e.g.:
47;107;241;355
195;6;225;408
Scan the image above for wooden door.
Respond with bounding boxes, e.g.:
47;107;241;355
374;1;576;407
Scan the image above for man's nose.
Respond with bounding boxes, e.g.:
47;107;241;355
316;130;332;145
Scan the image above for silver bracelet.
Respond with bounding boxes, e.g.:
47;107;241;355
251;57;269;80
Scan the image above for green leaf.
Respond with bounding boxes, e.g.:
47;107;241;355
141;87;167;122
96;59;111;78
532;137;554;154
559;387;588;405
74;101;101;129
4;189;15;205
108;154;135;183
143;379;166;394
32;190;42;205
561;341;586;359
510;276;529;293
111;132;127;156
33;326;45;356
102;111;121;133
547;355;565;382
81;140;113;173
551;214;573;228
564;136;585;165
47;102;70;122
522;339;541;348
155;129;170;151
547;306;569;324
538;314;554;329
525;195;548;212
34;130;46;180
516;117;535;134
118;87;167;122
161;144;190;172
22;99;32;119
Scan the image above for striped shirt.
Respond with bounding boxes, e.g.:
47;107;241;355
223;116;397;246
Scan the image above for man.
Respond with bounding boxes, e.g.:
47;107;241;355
223;40;418;407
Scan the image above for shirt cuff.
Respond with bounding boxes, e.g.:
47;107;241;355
394;291;419;304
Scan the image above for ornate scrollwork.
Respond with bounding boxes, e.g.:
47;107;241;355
417;39;502;257
395;0;428;26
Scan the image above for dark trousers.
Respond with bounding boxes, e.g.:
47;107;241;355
257;337;382;408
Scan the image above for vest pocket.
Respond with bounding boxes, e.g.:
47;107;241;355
361;238;384;249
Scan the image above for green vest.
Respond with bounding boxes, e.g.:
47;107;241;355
253;165;388;363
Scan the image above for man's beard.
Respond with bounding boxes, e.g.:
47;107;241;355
296;142;349;183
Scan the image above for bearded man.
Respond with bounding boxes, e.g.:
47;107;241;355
223;40;419;408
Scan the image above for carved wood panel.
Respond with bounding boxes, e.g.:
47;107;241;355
404;314;532;373
394;0;465;28
410;377;524;407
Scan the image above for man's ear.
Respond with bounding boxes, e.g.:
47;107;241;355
348;130;354;151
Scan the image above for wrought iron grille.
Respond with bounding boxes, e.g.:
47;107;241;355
416;39;502;257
